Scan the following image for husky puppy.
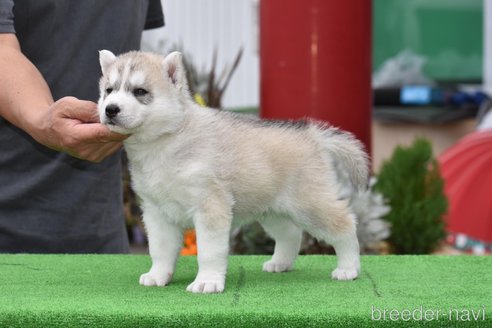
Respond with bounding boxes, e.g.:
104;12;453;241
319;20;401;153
97;50;368;294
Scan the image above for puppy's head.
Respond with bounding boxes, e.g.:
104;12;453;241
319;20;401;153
97;50;190;137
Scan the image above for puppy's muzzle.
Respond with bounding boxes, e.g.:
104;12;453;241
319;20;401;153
105;104;120;119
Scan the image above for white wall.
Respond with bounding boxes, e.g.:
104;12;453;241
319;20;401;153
485;0;492;87
142;0;259;109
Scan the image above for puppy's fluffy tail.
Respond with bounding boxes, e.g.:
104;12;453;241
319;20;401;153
314;123;369;192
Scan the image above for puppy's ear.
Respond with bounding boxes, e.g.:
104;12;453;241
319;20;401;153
163;51;189;92
99;50;116;75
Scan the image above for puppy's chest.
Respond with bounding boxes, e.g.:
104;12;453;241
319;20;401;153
129;156;208;209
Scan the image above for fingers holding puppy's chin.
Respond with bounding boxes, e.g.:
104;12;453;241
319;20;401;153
91;123;130;142
106;130;130;142
54;124;126;162
104;124;132;140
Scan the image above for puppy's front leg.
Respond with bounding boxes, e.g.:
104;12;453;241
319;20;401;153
140;204;183;287
187;194;232;294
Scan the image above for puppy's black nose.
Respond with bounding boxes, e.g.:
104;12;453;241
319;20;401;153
105;104;120;119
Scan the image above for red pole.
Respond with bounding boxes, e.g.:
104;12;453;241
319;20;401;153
260;0;372;155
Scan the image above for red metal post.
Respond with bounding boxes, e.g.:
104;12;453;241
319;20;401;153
260;0;372;154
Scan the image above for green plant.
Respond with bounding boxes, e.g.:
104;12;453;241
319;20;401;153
141;39;243;109
375;138;448;254
182;48;243;109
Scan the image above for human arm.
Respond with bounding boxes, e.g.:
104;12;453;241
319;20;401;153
0;33;126;163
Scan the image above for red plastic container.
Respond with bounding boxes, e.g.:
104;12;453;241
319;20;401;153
260;0;372;154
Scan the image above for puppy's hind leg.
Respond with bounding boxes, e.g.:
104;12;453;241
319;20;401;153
260;217;302;273
329;220;360;281
294;196;360;281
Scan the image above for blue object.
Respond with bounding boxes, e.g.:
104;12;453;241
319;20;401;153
400;86;432;105
400;86;444;106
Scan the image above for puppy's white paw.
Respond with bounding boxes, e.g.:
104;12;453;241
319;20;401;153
331;268;359;280
262;259;293;273
139;271;172;287
186;279;225;294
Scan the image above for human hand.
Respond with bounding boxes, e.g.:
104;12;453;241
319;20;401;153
30;96;128;163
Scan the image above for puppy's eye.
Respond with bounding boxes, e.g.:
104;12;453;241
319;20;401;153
106;88;113;94
133;88;149;97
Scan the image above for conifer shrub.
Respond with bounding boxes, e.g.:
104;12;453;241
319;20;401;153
375;138;448;254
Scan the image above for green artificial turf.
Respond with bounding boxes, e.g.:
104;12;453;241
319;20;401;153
0;255;490;327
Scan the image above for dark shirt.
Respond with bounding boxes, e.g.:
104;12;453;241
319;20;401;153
0;0;163;253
